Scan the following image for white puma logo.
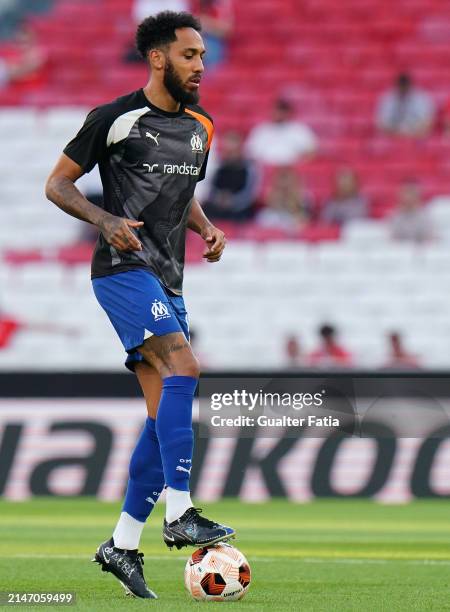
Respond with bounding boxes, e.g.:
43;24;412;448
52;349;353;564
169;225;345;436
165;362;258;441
176;465;192;474
146;131;159;145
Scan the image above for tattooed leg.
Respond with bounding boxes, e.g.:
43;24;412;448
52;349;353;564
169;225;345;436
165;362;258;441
137;332;200;379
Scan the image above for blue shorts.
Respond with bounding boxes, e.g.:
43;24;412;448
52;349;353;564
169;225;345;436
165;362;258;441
92;269;189;371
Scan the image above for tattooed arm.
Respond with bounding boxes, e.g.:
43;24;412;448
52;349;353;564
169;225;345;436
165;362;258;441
45;153;143;252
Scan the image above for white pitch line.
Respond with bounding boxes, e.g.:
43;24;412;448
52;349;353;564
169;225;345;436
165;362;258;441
3;554;450;566
254;557;450;566
1;554;178;561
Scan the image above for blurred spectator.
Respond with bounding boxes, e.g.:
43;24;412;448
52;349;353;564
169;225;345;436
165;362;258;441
284;335;304;370
0;27;46;88
0;0;19;39
322;167;368;226
308;324;352;369
0;0;54;38
191;0;233;69
203;131;259;221
245;99;318;166
382;332;421;370
390;180;434;243
255;167;313;232
376;73;436;138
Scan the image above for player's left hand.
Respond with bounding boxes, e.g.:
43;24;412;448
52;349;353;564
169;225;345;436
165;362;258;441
201;225;226;262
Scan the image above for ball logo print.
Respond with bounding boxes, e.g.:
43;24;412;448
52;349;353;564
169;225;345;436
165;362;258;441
190;133;203;152
151;300;171;322
185;543;251;601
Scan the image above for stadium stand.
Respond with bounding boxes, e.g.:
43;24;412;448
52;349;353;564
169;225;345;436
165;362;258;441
0;0;449;369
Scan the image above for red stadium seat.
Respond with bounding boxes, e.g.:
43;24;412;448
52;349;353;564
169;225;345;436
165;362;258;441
0;0;448;224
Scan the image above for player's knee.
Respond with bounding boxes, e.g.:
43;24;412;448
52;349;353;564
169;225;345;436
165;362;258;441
151;338;201;378
176;353;200;378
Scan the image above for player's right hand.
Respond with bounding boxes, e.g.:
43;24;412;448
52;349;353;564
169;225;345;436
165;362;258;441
99;214;144;252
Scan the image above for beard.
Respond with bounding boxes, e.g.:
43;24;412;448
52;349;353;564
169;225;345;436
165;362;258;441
163;58;199;106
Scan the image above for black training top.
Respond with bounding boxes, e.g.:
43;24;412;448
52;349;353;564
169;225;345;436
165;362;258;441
64;88;213;295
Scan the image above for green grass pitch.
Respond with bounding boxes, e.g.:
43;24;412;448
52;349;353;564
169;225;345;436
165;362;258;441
1;498;450;611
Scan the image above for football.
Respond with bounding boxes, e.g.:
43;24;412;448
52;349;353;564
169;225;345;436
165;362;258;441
184;543;251;601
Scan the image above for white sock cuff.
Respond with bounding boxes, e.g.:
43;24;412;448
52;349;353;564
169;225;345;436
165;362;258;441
113;512;145;550
165;487;193;523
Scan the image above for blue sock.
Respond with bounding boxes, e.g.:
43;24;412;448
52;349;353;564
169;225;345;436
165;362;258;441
122;417;165;522
156;375;197;491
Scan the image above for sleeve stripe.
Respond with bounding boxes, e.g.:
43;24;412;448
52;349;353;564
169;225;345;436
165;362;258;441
106;107;149;147
184;108;214;150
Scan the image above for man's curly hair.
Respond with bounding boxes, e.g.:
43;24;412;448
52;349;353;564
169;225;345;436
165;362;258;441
136;11;202;60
